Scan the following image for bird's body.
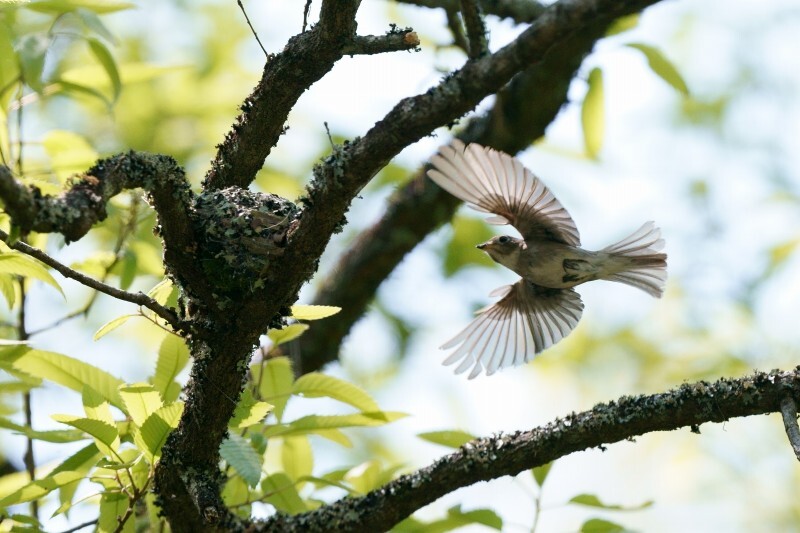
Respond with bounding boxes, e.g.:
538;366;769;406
427;140;667;378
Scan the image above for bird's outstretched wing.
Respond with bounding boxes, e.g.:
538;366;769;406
428;140;580;245
441;280;584;379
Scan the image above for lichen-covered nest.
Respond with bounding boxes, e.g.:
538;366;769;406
191;187;299;295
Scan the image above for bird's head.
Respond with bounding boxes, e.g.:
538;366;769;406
477;235;524;268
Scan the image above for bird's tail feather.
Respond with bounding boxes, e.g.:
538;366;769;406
600;221;667;298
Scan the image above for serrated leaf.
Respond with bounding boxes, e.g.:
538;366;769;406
229;387;272;429
579;518;628;533
289;305;341;321
0;417;85;443
0;471;84;507
87;36;120;100
532;461;553;487
25;0;135;14
136;401;182;461
220;432;262;488
267;323;308;346
50;443;101;516
582;67;604;159
93;313;136;340
0;253;63;297
291;372;379;412
8;348;124;409
627;43;689;96
570;493;653;511
52;415;119;456
261;472;306;514
281;436;313;483
152;334;189;402
264;411;406;439
82;385;114;425
99;492;133;533
252;356;294;421
418;430;475;449
119;383;162;426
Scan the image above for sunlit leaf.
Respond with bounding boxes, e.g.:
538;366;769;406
0;21;20;108
136;401;183;461
82;385;115;425
93;313;136;340
220;433;262;488
0;471;84;507
0;253;63;297
7;348;124;409
229;387;272;428
25;0;135;14
152;333;189;402
418;430;475;449
42;130;99;182
119;383;163;426
606;14;639;36
281;436;313;483
532;461;553;487
582;67;604;159
0;417;84;443
291;372;379;412
252;356;294;421
147;278;176;306
87;36;121;100
290;304;341;321
262;472;306;514
99;492;133;533
52;414;119;456
50;443;102;517
264;411;407;439
570;493;653;511
579;518;628;533
267;323;309;346
627;43;689;96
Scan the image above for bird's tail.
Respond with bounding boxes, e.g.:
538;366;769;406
600;221;667;298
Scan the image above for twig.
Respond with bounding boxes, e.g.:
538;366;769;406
780;396;800;462
237;0;268;57
57;519;98;533
303;0;313;32
445;7;469;52
18;276;37;521
341;32;420;56
0;230;185;332
396;0;547;24
460;0;489;58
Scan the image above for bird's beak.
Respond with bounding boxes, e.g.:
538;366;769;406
476;242;488;250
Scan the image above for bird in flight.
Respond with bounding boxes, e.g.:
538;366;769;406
427;140;667;379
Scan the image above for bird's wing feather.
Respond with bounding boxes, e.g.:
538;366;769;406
441;280;584;379
428;139;580;245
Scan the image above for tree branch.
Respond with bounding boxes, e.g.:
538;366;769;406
0;229;185;331
780;396;800;462
298;14;612;374
254;368;800;531
460;0;489;58
341;31;421;56
397;0;547;24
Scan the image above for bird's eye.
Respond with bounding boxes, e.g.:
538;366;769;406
498;236;510;244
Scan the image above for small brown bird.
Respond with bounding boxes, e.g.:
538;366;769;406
427;140;667;378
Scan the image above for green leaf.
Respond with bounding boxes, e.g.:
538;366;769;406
344;460;381;494
606;14;639;36
119;383;163;426
443;215;495;277
579;518;629;533
50;443;102;516
418;430;475;449
76;7;117;43
8;348;124;409
0;417;85;443
82;385;115;425
315;428;352;447
152;334;189;402
147;278;176;306
87;36;121;100
52;415;119;456
261;472;306;514
16;33;48;93
0;21;20;107
25;0;135;14
51;78;113;108
42;130;99;182
395;505;503;532
582;67;604;159
136;401;183;461
252;356;294;421
117;249;137;290
267;323;308;346
281;436;313;483
532;461;553;487
220;432;262;488
569;493;653;511
291;372;379;412
0;273;15;308
229;388;272;429
0;253;64;297
627;43;689;96
98;492;133;533
93;313;136;340
289;304;341;321
0;471;84;507
264;411;407;439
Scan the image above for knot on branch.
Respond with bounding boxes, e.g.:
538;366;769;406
190;187;299;300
